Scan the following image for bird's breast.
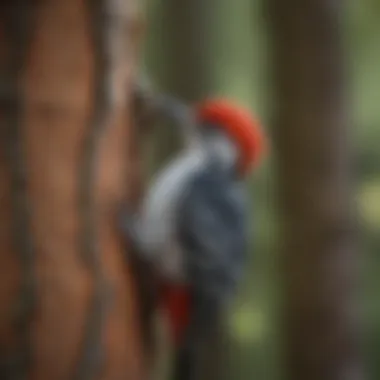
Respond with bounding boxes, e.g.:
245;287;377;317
138;149;206;258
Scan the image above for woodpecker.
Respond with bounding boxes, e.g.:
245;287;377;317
120;98;265;380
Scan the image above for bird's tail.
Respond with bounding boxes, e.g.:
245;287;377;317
161;285;221;380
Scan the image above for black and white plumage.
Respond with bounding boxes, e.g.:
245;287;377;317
120;120;251;380
177;163;248;299
120;124;248;286
171;163;249;380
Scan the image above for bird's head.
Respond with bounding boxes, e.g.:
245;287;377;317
196;99;266;177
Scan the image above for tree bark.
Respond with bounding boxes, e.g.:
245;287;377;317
268;1;365;380
0;1;147;379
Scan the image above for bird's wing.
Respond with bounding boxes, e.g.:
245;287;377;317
177;168;249;299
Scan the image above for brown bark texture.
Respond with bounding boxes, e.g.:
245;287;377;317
268;1;366;380
0;1;147;379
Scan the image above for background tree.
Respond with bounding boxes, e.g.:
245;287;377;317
144;1;231;379
268;1;366;379
143;0;217;166
0;1;148;379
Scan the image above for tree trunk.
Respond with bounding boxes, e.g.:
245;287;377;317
268;1;365;380
0;1;147;379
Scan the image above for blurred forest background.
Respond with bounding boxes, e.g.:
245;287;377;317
139;0;380;379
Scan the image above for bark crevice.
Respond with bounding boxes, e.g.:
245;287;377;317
73;1;114;379
0;2;37;378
